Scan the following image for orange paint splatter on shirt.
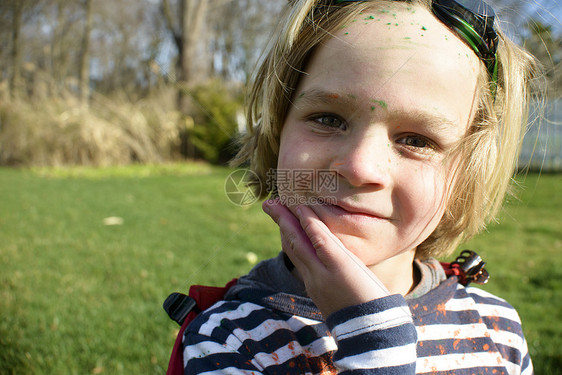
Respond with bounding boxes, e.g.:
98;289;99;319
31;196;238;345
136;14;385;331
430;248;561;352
453;339;461;349
436;303;447;316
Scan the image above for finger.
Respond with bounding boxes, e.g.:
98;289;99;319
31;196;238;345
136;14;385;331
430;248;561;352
262;199;318;270
293;205;391;296
292;204;350;269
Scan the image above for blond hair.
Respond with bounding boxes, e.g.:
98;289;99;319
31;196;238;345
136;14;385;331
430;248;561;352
231;0;543;258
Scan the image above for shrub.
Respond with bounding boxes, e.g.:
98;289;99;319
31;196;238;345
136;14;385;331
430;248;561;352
0;88;182;166
187;80;243;164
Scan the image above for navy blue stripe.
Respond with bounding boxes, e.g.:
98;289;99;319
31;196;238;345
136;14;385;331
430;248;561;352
334;324;416;360
241;327;301;355
496;342;522;364
339;363;416;375
521;351;531;370
413;308;483;326
327;294;408;330
186;301;240;332
203;308;290;344
466;288;513;309
294;323;328;346
413;367;508;375
193;321;329;359
416;337;496;357
481;315;523;334
185;350;257;372
264;352;336;374
230;306;291;331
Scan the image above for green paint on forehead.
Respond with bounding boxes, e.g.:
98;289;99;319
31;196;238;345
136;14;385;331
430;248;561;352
372;99;388;109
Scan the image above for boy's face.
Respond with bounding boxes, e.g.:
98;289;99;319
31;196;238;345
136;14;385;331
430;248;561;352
277;3;480;271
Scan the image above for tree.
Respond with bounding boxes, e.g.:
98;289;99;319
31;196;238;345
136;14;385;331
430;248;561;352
523;20;562;96
162;0;209;114
9;0;23;98
79;0;93;105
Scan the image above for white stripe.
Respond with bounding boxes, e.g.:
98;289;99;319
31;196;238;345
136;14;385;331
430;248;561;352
198;367;265;375
465;286;508;303
477;304;522;323
416;322;523;350
417;351;516;373
335;343;417;370
199;302;263;336
487;328;524;350
445;296;521;322
303;335;338;355
332;307;412;339
288;314;324;327
416;322;489;341
225;318;295;349
223;315;325;350
441;296;475;311
186;330;336;371
416;323;484;341
250;341;303;369
521;360;534;375
184;341;234;367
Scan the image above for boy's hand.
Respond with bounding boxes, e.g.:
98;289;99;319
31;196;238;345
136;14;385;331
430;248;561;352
262;199;390;317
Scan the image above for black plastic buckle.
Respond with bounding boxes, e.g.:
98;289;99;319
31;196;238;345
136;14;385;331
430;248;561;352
452;250;490;285
163;292;198;326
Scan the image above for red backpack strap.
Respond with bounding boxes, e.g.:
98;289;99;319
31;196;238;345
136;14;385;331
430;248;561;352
441;250;489;286
164;278;238;375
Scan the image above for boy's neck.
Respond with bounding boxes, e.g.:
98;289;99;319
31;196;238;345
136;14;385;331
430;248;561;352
367;250;420;296
289;250;421;297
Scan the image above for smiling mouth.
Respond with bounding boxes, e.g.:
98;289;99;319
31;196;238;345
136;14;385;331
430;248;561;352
315;199;390;222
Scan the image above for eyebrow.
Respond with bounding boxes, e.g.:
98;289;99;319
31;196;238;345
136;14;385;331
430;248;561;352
387;109;459;134
293;88;358;108
294;88;460;132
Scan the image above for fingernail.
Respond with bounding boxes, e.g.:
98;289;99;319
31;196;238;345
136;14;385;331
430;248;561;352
262;200;271;214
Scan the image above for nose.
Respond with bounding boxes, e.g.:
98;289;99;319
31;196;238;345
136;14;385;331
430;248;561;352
330;129;391;188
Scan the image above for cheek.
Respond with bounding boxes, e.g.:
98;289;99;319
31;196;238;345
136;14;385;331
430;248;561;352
277;135;315;170
404;163;449;221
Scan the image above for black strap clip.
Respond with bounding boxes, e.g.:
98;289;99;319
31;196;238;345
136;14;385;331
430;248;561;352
451;250;490;286
163;292;198;326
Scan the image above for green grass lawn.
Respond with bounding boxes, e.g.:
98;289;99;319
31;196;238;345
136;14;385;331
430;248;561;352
0;164;560;374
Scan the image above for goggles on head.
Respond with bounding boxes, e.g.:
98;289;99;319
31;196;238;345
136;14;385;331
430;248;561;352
334;0;499;96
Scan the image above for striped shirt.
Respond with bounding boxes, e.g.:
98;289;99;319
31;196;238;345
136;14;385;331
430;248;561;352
183;262;532;374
